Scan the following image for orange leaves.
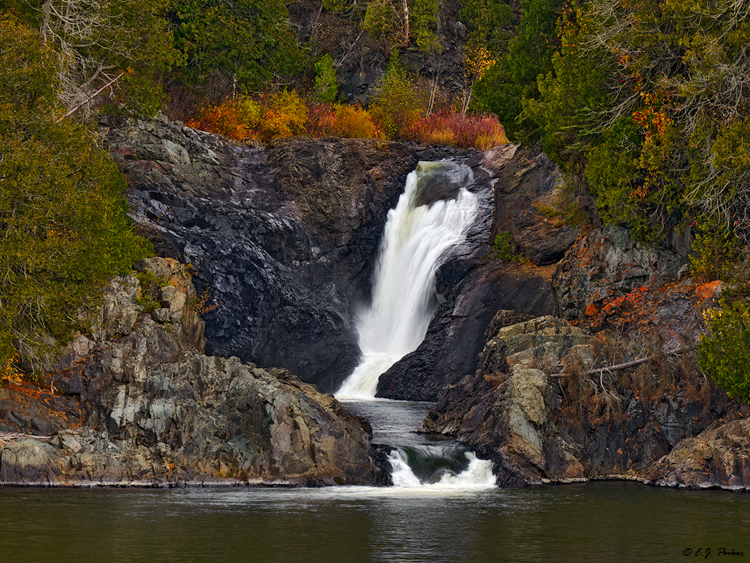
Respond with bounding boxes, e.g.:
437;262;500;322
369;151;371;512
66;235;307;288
584;303;599;317
633;108;673;138
1;353;23;386
695;280;722;302
307;104;382;139
408;111;508;150
187;103;253;141
465;46;496;82
186;91;507;150
187;91;307;142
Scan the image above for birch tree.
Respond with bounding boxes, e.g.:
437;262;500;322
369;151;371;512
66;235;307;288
10;0;176;116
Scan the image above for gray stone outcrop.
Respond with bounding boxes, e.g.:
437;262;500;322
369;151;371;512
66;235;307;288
0;258;382;486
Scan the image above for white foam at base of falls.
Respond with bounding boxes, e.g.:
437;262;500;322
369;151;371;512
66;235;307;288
388;450;496;490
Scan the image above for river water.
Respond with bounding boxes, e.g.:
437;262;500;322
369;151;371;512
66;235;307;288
1;399;748;562
1;477;749;562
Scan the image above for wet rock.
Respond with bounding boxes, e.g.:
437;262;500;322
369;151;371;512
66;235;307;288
412;161;470;207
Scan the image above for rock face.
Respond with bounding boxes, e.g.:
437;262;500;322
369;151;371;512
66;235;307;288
0;258;384;486
422;310;748;488
419;200;747;491
649;417;750;490
103;116;493;392
287;0;468;106
553;226;685;321
376;264;557;401
486;144;584;266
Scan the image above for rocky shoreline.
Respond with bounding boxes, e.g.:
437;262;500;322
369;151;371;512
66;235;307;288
0;258;389;487
2;116;749;491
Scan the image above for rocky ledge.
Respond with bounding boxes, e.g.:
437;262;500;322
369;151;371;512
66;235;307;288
422;225;750;491
0;258;386;487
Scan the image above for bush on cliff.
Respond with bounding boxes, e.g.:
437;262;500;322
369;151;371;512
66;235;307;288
0;15;150;378
699;300;750;404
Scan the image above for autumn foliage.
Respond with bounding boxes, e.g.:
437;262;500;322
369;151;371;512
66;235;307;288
307;104;382;139
187;91;506;150
408;111;507;150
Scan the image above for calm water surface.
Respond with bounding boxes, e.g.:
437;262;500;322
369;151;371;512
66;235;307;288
1;478;749;562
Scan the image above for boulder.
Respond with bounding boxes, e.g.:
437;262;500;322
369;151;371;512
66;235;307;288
649;417;750;490
0;439;62;485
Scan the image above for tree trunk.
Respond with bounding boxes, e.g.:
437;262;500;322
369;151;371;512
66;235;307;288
402;0;409;47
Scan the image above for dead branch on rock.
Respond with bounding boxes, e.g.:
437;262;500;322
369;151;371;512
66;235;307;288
550;346;695;378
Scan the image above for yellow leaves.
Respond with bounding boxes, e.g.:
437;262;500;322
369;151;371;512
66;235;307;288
702;308;722;323
189;91;308;142
465;46;496;82
0;353;23;386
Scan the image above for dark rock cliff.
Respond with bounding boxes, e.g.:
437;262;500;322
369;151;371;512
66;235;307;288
103;115;529;397
105;117;429;391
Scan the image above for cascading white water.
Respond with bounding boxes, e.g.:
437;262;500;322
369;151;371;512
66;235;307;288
388;450;496;490
336;161;479;399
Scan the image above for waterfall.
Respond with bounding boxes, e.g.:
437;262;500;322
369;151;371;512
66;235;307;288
336;161;479;399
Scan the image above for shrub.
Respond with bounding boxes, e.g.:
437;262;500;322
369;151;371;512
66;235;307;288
314;55;338;103
186;84;505;149
698;301;750;404
0;17;151;376
331;105;380;138
257;90;309;141
306;104;336;138
187;91;306;142
306;104;381;139
411;111;507;149
187;102;252;140
492;232;520;262
690;216;739;281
